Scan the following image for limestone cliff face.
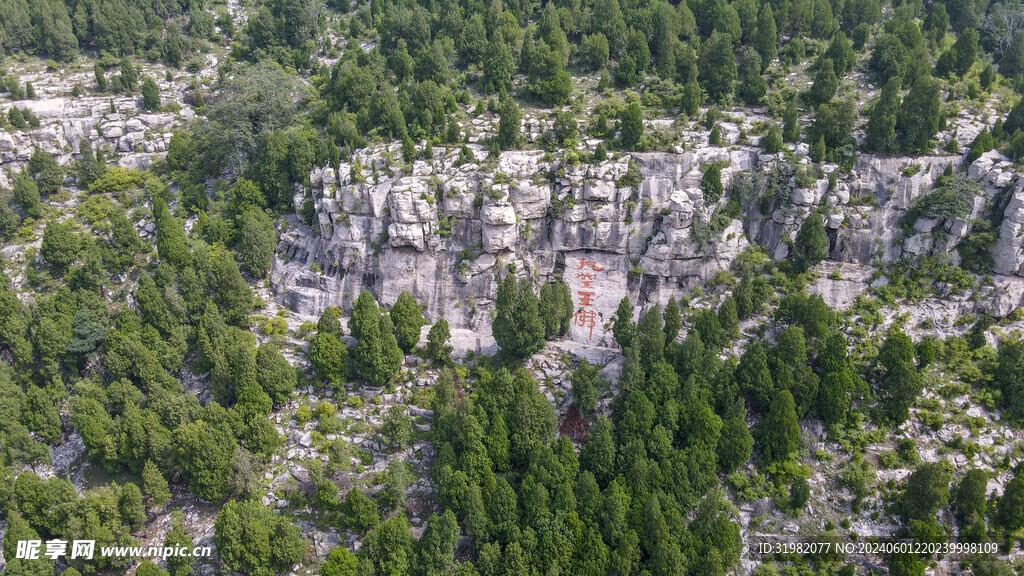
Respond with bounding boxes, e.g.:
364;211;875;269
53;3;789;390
273;145;1024;346
0;79;194;190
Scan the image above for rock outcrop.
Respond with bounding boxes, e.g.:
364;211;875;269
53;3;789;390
272;144;1024;347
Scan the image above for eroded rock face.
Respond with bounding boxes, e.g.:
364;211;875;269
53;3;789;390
0;63;196;189
271;145;1024;347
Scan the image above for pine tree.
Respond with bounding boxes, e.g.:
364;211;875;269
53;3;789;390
792;210;829;272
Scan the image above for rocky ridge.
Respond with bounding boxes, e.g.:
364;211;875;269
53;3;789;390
272;136;1024;349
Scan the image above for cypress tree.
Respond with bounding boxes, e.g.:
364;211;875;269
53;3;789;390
698;31;737;102
792;210;829;272
864;77;900;153
752;3;777;71
663;296;682;342
897;76;942;153
807;58;838;106
496;97;522;150
759;390;800;462
492;275;546;358
350;291;403;385
701;163;723;203
619;100;644;150
390;291;427;353
612;297;635;349
783;97;800;141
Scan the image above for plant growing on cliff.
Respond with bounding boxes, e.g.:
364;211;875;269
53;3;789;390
612;297;635;349
701;163;723;203
350;291;403;386
492;275;546;359
235;208;276;278
141;76;160;110
214;499;305;576
391;291;427;354
791;210;829;273
758;390;800;463
539;281;573;338
496;97;522;150
902;174;981;232
619;100;644;150
426;319;452;366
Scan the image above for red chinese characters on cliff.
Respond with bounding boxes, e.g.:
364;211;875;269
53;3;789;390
572;257;605;341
